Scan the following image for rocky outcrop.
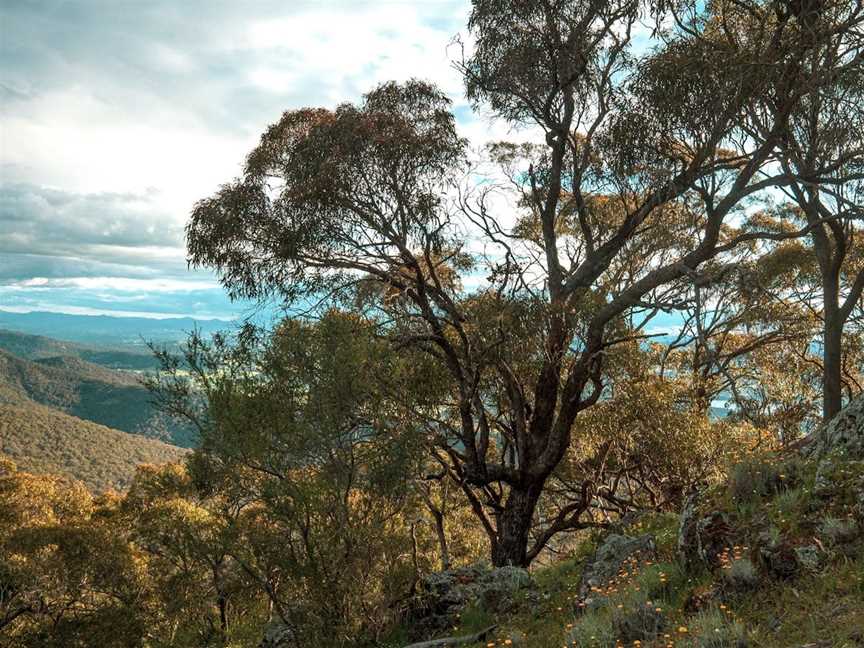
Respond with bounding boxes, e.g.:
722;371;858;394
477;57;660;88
400;625;497;648
258;621;297;648
577;533;657;605
412;564;534;635
806;394;864;459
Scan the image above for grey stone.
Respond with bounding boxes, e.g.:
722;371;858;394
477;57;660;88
807;394;864;460
415;563;534;632
577;533;657;603
794;545;822;572
259;621;298;648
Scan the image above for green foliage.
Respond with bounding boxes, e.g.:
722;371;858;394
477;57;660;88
144;312;442;646
678;607;748;648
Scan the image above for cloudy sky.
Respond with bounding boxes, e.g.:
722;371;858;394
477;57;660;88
0;0;486;320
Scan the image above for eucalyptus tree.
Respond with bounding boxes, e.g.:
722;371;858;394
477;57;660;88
748;21;864;419
186;0;863;566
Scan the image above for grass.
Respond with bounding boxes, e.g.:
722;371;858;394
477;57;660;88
735;552;864;647
399;453;863;648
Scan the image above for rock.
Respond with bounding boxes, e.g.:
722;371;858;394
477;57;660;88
678;490;732;571
794;545;822;572
259;621;298;648
414;563;534;635
400;625;497;648
806;394;864;460
813;458;836;496
577;533;657;604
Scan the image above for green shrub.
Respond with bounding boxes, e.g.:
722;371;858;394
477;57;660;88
566;611;616;647
679;607;748;647
728;458;784;505
611;599;666;642
723;558;758;592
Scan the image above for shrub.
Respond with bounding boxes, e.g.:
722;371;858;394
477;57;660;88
566;611;616;647
722;558;759;592
819;517;860;547
679;607;748;647
728;458;785;505
612;599;666;642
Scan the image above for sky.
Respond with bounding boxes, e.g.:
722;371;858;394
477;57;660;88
0;0;492;320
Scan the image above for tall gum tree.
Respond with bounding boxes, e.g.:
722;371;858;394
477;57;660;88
751;26;864;419
187;0;863;566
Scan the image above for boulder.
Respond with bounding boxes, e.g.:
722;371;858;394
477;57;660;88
577;533;657;604
259;621;297;648
414;563;534;634
806;394;864;460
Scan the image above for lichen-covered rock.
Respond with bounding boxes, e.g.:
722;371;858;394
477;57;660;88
413;563;534;634
807;394;864;460
794;545;823;572
577;533;657;604
259;621;297;648
678;490;733;571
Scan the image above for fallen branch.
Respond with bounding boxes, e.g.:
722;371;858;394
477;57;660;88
401;625;498;648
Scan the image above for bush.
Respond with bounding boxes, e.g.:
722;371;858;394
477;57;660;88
678;607;748;647
722;558;759;592
612;599;666;642
819;517;860;547
566;611;616;647
728;458;785;505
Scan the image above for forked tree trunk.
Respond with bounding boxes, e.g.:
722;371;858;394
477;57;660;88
491;483;543;567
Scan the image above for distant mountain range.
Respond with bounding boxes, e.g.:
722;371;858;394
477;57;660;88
0;309;234;348
0;328;160;370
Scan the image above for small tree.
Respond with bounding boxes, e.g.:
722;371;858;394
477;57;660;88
145;313;431;645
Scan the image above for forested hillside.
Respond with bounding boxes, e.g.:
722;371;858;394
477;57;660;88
0;402;185;491
0;348;195;446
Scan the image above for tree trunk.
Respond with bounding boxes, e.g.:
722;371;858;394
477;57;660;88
491;484;542;567
431;509;451;571
823;305;843;422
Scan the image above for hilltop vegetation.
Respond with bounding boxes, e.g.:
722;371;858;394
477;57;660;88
399;435;864;648
0;402;186;492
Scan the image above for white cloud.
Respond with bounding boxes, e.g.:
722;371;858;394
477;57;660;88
11;277;219;292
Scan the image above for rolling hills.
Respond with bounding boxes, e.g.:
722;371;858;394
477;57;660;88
0;346;195;447
0;310;232;347
0;332;192;491
0;328;161;370
0;401;186;492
